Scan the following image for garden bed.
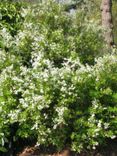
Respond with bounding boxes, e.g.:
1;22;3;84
17;139;117;156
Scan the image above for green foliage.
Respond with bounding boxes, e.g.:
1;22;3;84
16;0;103;66
0;0;116;153
0;1;24;36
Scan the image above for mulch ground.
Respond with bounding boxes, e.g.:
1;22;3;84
0;139;117;156
17;139;117;156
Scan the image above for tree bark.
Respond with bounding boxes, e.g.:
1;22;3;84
101;0;114;47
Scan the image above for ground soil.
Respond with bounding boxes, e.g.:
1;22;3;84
17;139;117;156
0;139;117;156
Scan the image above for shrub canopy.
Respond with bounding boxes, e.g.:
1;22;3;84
0;0;117;153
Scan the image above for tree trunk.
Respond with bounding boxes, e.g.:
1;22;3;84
101;0;114;47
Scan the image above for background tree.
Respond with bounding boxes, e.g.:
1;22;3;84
101;0;114;47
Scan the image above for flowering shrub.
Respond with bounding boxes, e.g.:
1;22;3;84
0;0;117;153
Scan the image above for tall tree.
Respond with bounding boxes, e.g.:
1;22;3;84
101;0;114;47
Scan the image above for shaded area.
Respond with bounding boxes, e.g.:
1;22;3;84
1;139;116;156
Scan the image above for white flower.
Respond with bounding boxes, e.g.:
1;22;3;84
104;123;109;130
111;135;116;139
97;120;102;128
